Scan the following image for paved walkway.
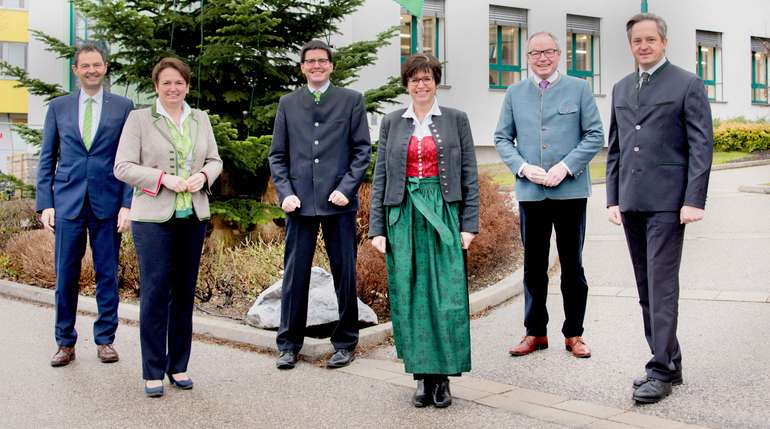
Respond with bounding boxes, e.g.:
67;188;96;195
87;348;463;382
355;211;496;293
1;165;767;428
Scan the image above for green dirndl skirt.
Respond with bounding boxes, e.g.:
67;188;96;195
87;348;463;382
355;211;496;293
385;176;471;375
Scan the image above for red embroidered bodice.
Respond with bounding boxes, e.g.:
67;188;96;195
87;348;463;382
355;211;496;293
405;135;438;178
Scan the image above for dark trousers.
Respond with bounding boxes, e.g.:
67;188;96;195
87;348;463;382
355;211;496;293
622;211;685;382
519;198;588;338
276;212;359;353
132;218;207;380
54;198;121;347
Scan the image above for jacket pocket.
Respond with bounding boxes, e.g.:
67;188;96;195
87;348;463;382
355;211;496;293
54;170;70;182
558;103;579;114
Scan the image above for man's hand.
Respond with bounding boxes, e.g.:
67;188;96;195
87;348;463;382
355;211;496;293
281;195;301;213
607;205;622;226
371;236;386;254
521;164;547;185
544;163;569;187
328;190;349;206
680;205;705;224
161;174;189;193
117;207;131;233
41;208;55;233
185;173;207;193
460;232;476;250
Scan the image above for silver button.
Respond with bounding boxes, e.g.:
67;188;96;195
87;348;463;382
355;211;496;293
437;139;442;143
635;125;641;130
314;122;319;127
435;134;440;137
314;158;319;163
633;147;640;152
314;140;319;145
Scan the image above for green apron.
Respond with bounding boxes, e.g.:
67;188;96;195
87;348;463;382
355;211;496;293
386;177;471;375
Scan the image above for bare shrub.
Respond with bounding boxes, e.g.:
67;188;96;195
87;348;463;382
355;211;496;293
0;199;42;247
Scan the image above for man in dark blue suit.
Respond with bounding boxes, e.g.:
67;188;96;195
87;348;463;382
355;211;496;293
269;40;371;370
36;44;134;367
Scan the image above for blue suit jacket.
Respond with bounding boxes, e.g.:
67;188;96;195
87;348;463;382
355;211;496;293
36;90;134;220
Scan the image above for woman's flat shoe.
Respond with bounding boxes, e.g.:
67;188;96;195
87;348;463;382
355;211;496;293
144;382;164;398
168;374;194;390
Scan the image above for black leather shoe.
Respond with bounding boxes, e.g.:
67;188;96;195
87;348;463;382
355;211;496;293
276;351;298;370
412;380;433;407
633;379;672;404
326;349;354;368
632;373;683;389
432;378;452;408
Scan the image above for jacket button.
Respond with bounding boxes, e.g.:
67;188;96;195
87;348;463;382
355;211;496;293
314;122;319;127
633;146;640;152
635;125;641;130
314;158;319;163
314;140;319;145
542;144;548;149
444;190;448;194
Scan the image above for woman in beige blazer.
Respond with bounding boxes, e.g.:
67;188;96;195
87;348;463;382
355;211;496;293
115;57;222;398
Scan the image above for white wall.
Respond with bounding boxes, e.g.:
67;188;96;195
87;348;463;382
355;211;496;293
339;0;770;163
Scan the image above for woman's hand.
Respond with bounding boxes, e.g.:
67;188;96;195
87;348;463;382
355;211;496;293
371;236;387;254
186;173;207;193
460;232;476;250
161;174;188;193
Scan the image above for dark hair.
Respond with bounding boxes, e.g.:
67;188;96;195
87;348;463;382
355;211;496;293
152;57;192;85
400;53;442;87
626;13;668;41
300;40;333;64
74;43;107;66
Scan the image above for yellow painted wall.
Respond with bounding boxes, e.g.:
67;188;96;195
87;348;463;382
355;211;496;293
0;80;28;113
0;9;29;43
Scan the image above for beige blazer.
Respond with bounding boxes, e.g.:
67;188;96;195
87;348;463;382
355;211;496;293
115;105;223;222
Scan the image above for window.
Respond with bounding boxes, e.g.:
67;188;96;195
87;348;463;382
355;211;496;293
566;14;601;94
0;0;26;9
399;0;446;69
696;30;723;101
488;6;526;89
0;42;27;79
751;37;769;105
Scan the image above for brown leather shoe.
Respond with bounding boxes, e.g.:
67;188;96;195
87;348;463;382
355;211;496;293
51;346;76;367
97;344;120;363
564;336;591;358
508;336;548;356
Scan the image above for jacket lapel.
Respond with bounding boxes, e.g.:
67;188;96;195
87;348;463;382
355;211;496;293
150;103;177;151
189;109;200;155
68;91;87;148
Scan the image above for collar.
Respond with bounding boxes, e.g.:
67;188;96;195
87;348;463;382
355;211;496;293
155;98;192;124
307;80;331;94
79;87;104;105
401;97;442;121
533;70;560;86
640;57;668;76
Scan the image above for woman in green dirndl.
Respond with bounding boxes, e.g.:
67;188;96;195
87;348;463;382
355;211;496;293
368;54;480;408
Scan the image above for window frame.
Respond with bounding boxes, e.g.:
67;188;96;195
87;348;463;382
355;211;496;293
697;44;718;101
488;24;522;90
567;32;595;80
400;14;443;63
751;49;769;105
0;0;26;9
0;42;28;79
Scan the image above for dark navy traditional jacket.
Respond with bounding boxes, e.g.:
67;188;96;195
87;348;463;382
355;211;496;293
269;86;371;216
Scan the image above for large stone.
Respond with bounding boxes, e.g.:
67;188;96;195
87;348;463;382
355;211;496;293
245;266;379;329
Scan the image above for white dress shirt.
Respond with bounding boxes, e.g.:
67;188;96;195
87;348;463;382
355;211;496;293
155;98;192;131
78;87;103;141
401;97;442;139
308;80;331;95
639;57;668;86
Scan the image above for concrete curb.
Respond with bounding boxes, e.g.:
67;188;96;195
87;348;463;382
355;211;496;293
738;184;770;194
590;158;770;185
0;243;556;360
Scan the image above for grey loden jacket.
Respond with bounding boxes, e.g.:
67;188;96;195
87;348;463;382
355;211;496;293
368;106;479;238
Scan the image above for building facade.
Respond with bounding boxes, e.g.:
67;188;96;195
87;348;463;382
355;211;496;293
7;152;37;184
0;0;30;172
336;0;770;162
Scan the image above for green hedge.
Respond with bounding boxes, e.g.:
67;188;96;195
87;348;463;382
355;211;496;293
713;123;770;153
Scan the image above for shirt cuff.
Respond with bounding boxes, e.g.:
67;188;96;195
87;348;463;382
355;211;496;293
142;171;164;197
517;163;528;177
559;161;573;176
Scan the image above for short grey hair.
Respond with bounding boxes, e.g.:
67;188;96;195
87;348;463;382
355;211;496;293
626;13;668;41
528;32;560;50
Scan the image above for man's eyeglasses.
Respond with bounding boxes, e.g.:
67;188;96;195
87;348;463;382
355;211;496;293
527;49;560;59
407;76;434;86
303;58;330;66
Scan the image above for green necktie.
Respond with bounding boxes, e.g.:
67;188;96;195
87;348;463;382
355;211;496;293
313;90;322;104
83;97;94;150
